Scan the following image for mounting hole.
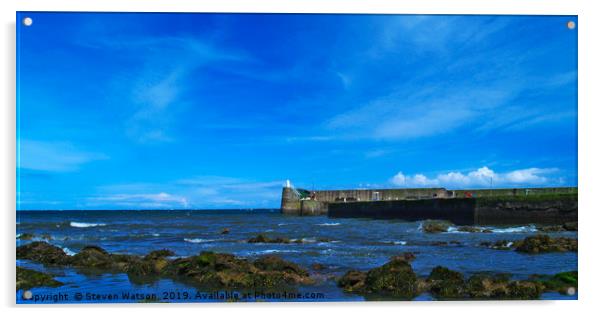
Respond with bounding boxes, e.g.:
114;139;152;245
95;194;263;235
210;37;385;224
22;17;33;27
567;21;576;30
22;290;32;300
567;287;576;295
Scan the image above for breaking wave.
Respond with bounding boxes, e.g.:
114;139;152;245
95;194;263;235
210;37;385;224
184;238;217;243
70;222;106;228
316;222;340;226
489;225;538;233
62;247;77;256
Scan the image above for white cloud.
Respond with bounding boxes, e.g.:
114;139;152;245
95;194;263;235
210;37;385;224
88;192;189;209
91;176;284;209
390;166;561;188
326;83;517;140
19;140;108;172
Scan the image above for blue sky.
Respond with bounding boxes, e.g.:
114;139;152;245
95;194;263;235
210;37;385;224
17;13;577;210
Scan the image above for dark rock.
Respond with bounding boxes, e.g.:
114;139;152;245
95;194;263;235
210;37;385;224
466;273;543;299
311;263;325;271
337;270;366;292
531;271;577;294
16;266;63;291
15;242;313;291
18;233;35;240
427;266;465;298
363;257;419;298
221;228;230;234
506;281;545;299
390;252;416;262
514;235;577;253
17;242;70;265
563;221;578;231
537;225;566;232
40;234;53;240
431;241;448;246
422;220;452;233
480;240;516;250
457;226;484;233
71;245;114;268
166;252;312;289
144;249;175;260
254;255;308;277
248;234;290;244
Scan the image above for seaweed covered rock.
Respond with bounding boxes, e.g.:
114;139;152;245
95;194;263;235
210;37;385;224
336;256;419;298
18;233;35;240
363;257;419;298
390;252;416;263
17;242;70;265
311;263;325;271
514;235;577;253
252;255;312;287
338;270;366;292
427;266;465;298
480;240;516;250
247;234;290;244
144;249;175;260
71;245;115;269
536;225;566;232
254;255;308;276
16;266;63;291
40;234;53;240
531;271;577;294
457;226;492;233
167;251;312;289
466;273;543;299
16;242;314;291
563;222;578;231
422;220;452;233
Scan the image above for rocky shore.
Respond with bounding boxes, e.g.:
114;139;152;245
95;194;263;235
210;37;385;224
481;234;578;253
17;266;63;291
337;254;577;300
17;242;313;291
16;232;577;301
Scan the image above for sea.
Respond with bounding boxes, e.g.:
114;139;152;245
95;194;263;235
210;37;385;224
16;209;578;303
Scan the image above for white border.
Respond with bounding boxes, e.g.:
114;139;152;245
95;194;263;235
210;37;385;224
2;1;601;316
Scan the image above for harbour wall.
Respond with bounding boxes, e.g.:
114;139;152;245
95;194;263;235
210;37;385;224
281;186;577;224
327;193;577;225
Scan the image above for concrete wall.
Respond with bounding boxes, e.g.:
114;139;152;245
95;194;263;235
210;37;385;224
327;193;578;225
474;194;578;225
451;187;577;198
280;187;301;215
300;200;328;216
328;198;476;225
313;188;447;202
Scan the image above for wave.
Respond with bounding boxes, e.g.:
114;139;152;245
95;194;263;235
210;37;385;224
184;238;217;244
70;222;106;228
316;222;340;226
446;227;469;234
62;247;77;256
245;249;301;255
393;240;407;245
441;224;538;234
490;225;538;233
